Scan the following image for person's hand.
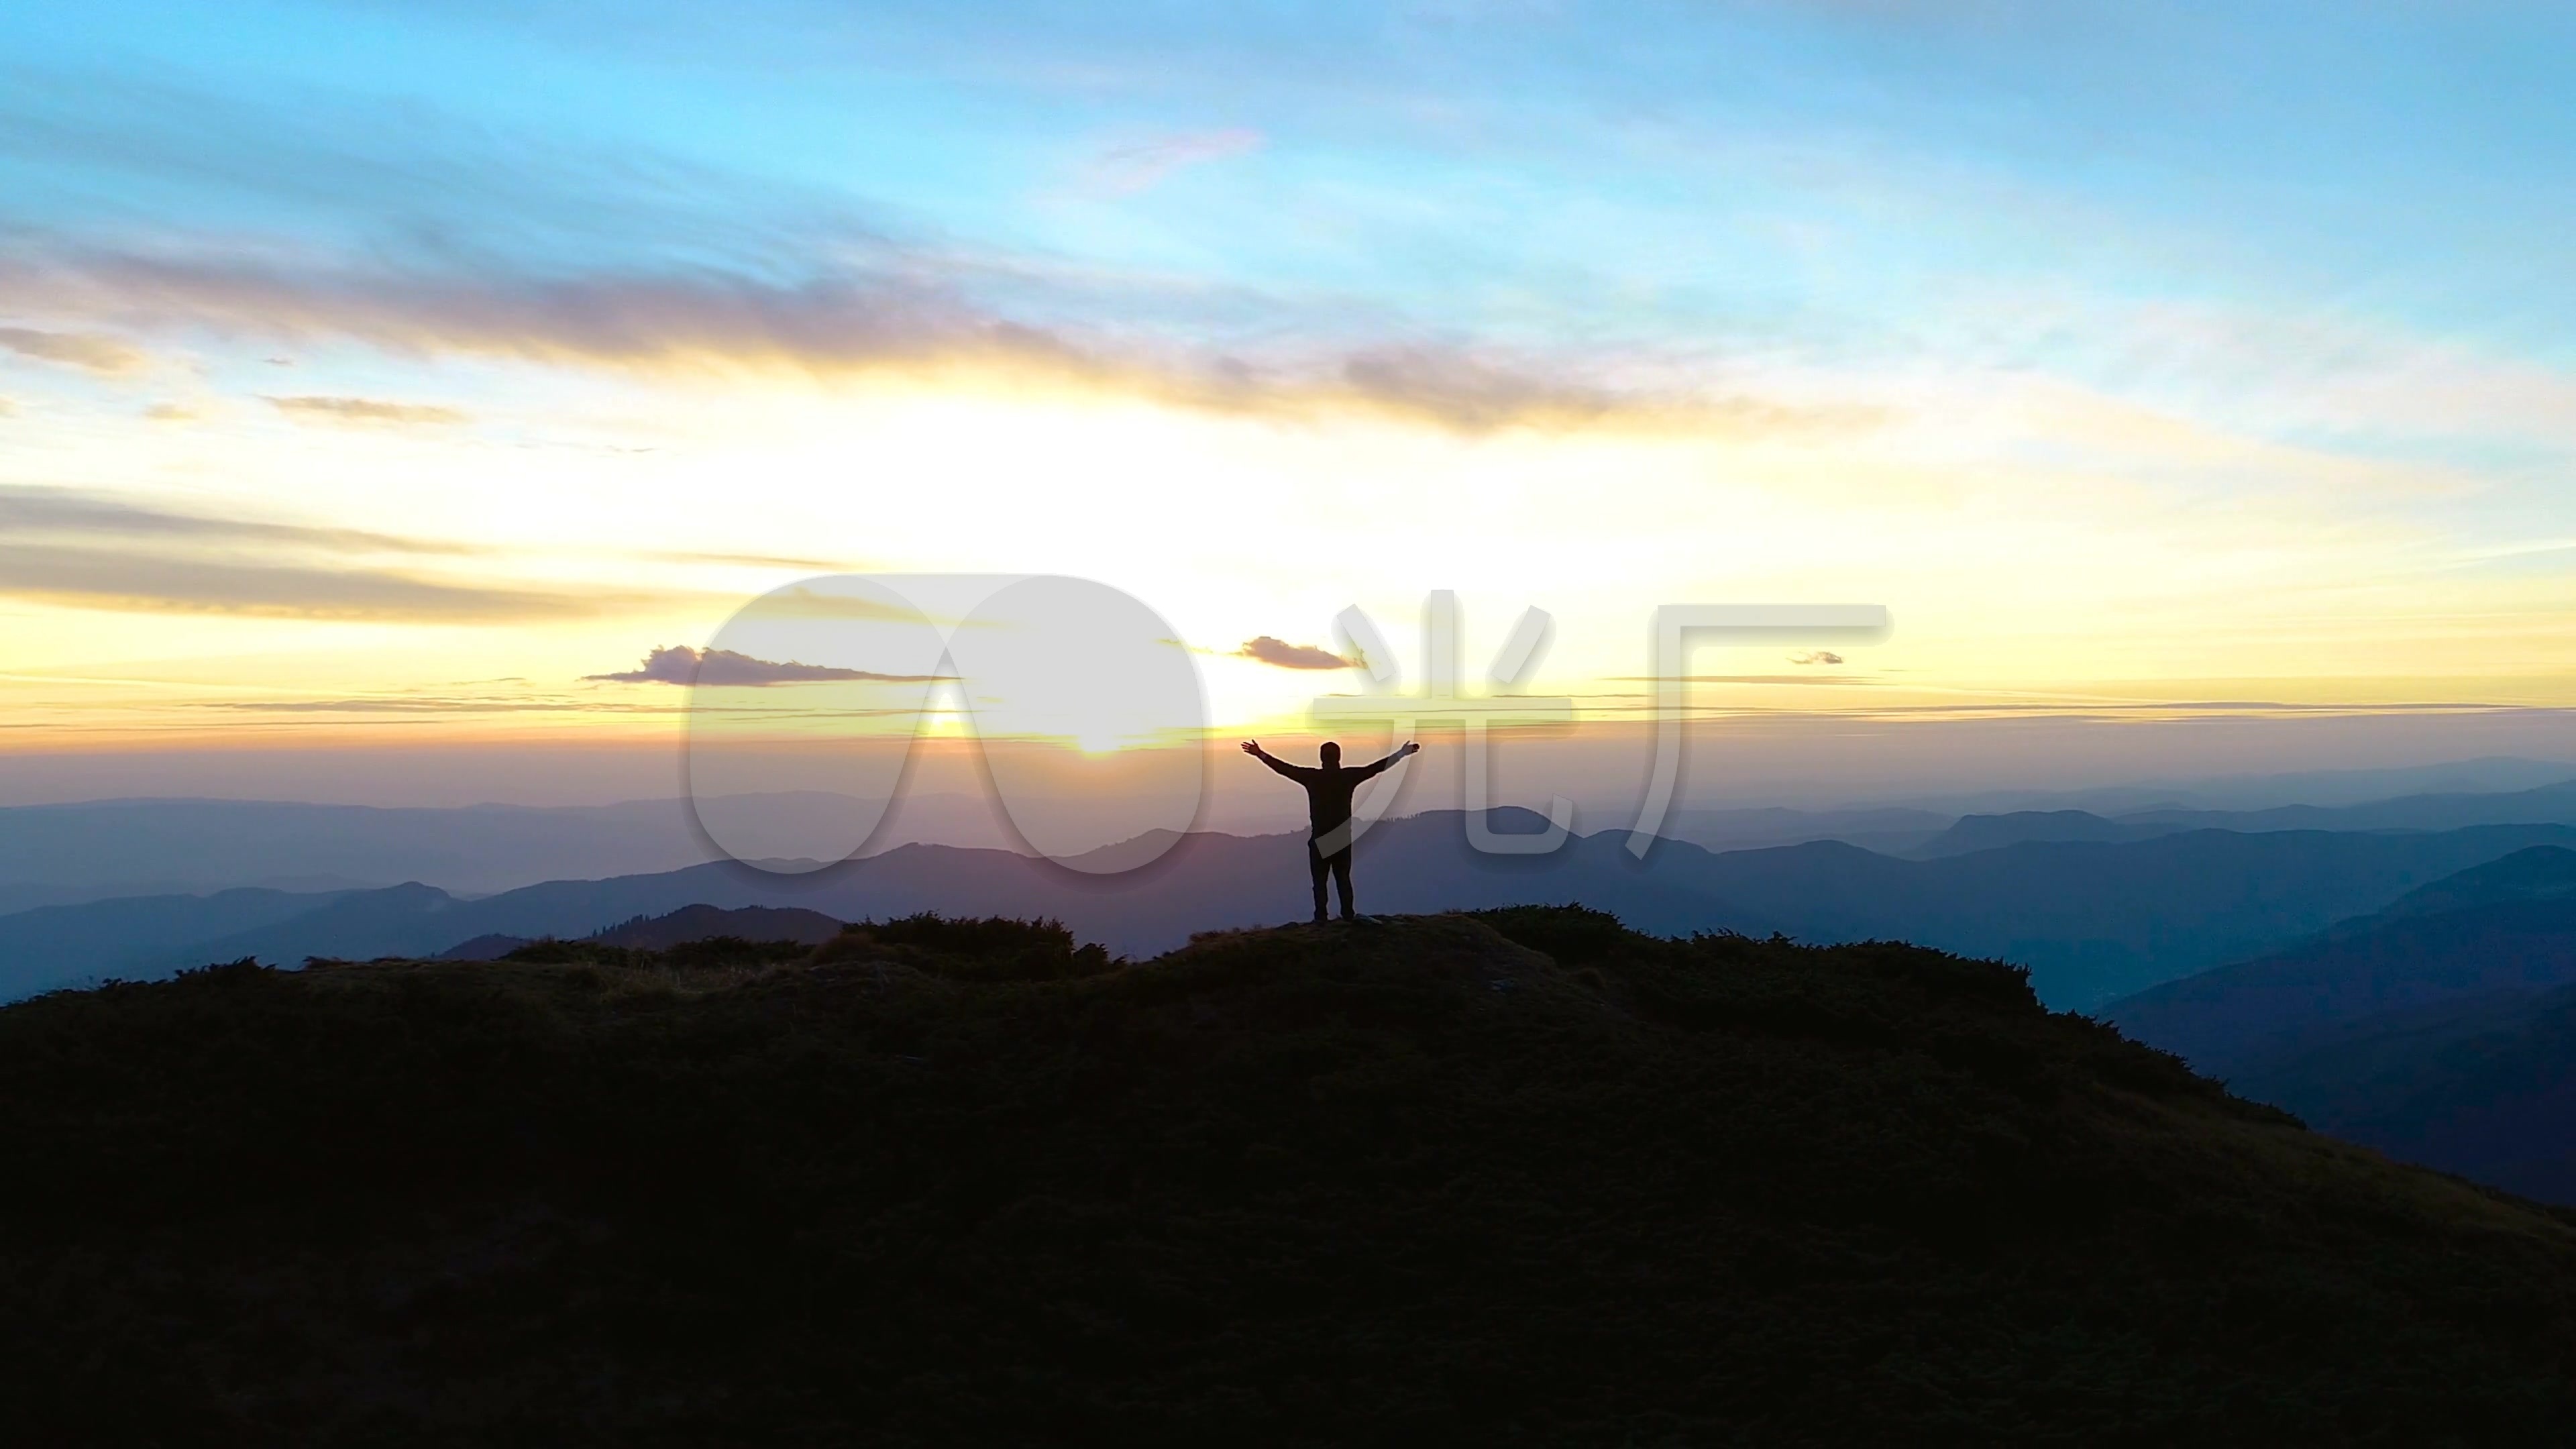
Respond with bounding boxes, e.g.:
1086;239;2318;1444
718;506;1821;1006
1399;740;1421;757
1240;739;1260;755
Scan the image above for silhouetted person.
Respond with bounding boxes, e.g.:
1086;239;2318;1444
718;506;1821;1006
1242;738;1420;922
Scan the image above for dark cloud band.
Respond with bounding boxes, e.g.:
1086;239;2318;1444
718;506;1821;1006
1235;636;1353;670
587;645;949;687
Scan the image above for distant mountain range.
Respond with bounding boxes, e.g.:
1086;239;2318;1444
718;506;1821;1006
1898;778;2576;859
15;757;2576;916
17;811;2576;1010
2231;981;2576;1205
1882;755;2576;814
0;791;1031;912
2110;847;2576;1067
2345;845;2576;925
2108;845;2576;1202
1620;769;2576;857
2125;780;2576;836
1907;808;2175;856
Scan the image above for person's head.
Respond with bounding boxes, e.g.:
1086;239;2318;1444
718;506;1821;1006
1320;741;1342;767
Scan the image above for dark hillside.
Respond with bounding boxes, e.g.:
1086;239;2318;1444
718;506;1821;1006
439;902;852;959
586;902;847;950
3;909;2575;1444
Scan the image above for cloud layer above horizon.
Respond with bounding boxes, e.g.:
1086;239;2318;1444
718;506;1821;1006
4;0;2575;767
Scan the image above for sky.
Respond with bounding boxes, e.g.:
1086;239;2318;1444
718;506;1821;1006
4;1;2576;814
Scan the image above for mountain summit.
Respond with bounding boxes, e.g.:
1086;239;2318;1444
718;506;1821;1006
5;908;2575;1442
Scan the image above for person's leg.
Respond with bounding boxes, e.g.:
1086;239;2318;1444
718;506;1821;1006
1307;841;1330;922
1331;847;1356;918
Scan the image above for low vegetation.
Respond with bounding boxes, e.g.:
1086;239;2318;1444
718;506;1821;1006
2;907;2572;1444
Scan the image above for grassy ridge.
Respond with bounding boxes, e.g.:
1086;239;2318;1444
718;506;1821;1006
3;907;2573;1445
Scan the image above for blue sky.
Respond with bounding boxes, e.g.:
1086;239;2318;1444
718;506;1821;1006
3;1;2575;797
19;3;2573;347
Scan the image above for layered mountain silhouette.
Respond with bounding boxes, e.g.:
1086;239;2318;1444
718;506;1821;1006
7;908;2576;1441
441;902;851;959
2345;843;2576;924
17;760;2576;914
17;812;2576;1009
2108;846;2576;1201
1904;808;2181;856
0;791;1026;910
0;885;362;985
2109;849;2576;1079
2202;979;2576;1205
1900;780;2576;859
2124;777;2576;835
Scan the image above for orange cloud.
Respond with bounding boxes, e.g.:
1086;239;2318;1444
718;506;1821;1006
266;395;468;426
0;326;146;374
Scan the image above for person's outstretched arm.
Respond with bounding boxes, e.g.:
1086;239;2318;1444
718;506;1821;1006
1241;739;1307;780
1354;740;1421;779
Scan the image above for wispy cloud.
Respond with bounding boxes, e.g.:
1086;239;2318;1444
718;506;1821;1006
266;394;469;425
1789;650;1844;665
0;484;471;554
635;547;851;571
0;244;1876;438
586;645;949;686
0;485;843;621
1608;672;1882;688
1235;635;1354;670
0;543;610;621
189;695;686;715
197;696;585;713
0;325;146;374
7;244;1037;377
142;402;201;422
1324;345;1878;434
1083;128;1265;197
